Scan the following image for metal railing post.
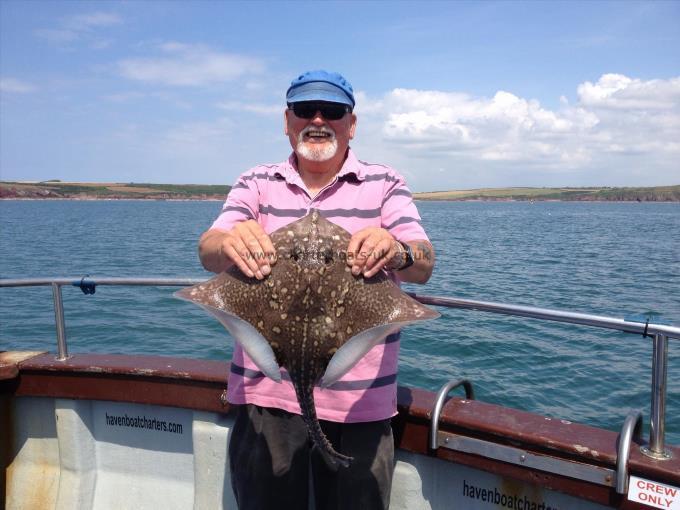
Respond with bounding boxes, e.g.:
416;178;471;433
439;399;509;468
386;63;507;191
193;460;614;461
642;333;672;459
51;282;69;360
616;410;643;493
430;379;475;450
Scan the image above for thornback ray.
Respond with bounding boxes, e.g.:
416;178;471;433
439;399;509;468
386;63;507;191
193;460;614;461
174;209;439;468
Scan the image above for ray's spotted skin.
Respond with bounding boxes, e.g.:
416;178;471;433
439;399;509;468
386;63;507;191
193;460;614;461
176;210;439;467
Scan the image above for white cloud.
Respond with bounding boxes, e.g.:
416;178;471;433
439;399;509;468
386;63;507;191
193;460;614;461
103;91;146;103
34;11;122;48
217;101;281;115
160;119;234;149
376;89;598;165
118;43;265;87
0;78;37;94
577;74;680;110
65;12;122;31
362;74;679;175
33;28;80;44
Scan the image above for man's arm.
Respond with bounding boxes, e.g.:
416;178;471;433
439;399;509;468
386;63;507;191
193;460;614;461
396;239;434;284
351;167;433;283
346;228;434;284
198;220;276;279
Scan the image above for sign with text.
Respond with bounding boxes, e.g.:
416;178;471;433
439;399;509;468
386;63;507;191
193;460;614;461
629;476;680;509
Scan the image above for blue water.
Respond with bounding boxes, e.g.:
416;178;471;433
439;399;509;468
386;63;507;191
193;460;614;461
1;200;679;444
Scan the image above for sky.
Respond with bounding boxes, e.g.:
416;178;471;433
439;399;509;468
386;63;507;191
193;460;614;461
1;0;679;192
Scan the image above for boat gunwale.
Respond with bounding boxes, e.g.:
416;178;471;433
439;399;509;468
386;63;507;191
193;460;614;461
2;350;679;494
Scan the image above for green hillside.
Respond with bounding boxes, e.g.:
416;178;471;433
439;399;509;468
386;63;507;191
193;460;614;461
0;181;232;199
2;181;678;201
413;186;680;202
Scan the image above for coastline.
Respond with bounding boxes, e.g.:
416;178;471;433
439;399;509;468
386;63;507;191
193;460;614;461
2;197;679;204
0;197;226;202
2;182;679;202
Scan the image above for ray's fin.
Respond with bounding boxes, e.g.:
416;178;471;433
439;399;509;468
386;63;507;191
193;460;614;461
174;289;282;382
319;315;438;388
318;322;401;388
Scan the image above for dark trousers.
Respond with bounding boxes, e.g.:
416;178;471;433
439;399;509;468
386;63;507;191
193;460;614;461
228;404;394;510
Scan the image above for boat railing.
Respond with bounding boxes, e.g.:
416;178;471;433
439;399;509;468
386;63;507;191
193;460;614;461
1;276;678;463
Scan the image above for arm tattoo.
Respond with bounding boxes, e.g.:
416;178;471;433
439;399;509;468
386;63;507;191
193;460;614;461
415;241;432;262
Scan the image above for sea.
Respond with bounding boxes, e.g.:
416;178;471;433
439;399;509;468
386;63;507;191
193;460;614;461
1;199;679;444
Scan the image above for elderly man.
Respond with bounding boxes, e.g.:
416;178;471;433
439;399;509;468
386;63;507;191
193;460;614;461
199;70;434;510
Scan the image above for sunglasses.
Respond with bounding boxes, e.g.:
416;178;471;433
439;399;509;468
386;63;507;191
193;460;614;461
288;102;351;121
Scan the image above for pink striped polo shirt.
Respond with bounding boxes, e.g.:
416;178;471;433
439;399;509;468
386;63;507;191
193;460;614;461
209;148;428;423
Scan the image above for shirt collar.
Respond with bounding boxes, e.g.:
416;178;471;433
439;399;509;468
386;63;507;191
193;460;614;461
337;149;365;181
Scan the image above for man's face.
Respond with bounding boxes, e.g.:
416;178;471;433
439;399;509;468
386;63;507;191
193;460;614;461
285;102;357;169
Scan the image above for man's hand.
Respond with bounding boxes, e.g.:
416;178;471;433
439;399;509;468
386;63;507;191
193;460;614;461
198;220;276;279
346;227;400;278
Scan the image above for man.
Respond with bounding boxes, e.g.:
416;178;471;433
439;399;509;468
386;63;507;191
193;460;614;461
199;70;434;510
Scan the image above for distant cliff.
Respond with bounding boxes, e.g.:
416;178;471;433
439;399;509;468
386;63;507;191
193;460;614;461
1;181;678;202
412;186;680;202
0;181;231;200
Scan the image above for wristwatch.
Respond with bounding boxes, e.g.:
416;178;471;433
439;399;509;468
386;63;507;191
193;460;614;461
389;241;414;271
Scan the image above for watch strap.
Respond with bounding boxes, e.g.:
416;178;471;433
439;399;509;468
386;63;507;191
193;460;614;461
397;241;415;271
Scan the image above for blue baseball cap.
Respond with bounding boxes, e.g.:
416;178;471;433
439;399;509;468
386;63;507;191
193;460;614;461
286;70;355;108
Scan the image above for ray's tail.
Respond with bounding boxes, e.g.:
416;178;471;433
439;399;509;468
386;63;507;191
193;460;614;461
293;376;352;468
